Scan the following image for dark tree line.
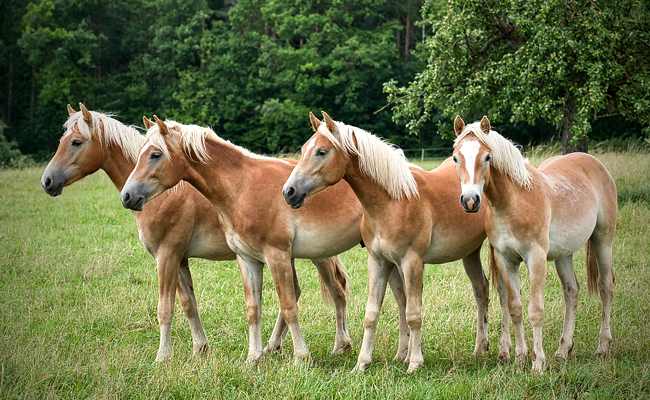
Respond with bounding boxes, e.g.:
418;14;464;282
1;0;648;160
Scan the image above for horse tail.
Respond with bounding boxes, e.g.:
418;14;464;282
488;241;499;290
317;256;350;308
586;239;599;296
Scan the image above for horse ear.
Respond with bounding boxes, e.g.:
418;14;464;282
480;116;491;134
143;116;154;130
79;103;92;124
454;115;465;137
67;104;76;116
153;115;170;136
309;112;321;132
321;111;337;134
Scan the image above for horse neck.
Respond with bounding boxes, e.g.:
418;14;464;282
484;167;525;211
181;138;250;208
343;154;397;217
97;129;141;192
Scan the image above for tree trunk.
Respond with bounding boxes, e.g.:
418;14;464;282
405;9;411;56
560;96;588;154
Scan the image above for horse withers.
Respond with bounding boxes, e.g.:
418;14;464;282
452;116;616;373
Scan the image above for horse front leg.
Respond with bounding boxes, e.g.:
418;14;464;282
527;248;548;373
236;255;265;364
388;267;409;363
401;254;425;373
264;259;300;354
353;255;392;372
154;252;181;362
266;248;311;365
176;258;209;357
494;250;528;366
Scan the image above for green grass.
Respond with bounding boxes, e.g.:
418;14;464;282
1;151;649;399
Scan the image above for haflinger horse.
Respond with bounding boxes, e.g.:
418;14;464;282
283;111;509;373
452;116;616;373
41;104;353;363
120;115;372;365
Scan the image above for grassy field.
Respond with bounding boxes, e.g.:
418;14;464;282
1;150;649;399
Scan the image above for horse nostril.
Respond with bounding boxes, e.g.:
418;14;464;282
287;186;295;198
123;192;131;203
44;177;52;189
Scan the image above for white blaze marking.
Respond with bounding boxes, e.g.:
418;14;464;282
301;137;317;161
460;140;480;185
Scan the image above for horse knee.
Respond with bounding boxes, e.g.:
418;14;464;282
364;309;381;329
406;311;422;331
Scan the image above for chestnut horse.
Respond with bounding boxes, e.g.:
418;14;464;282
120;116;371;364
41;104;352;362
452;116;616;373
283;111;508;373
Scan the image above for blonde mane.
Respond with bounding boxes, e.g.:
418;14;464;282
318;121;419;200
454;122;532;189
64;111;144;164
146;120;272;164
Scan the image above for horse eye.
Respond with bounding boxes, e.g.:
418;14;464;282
452;155;458;163
315;148;327;157
485;154;491;162
150;152;162;160
71;139;83;147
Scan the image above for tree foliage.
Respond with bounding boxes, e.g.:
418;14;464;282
386;0;650;153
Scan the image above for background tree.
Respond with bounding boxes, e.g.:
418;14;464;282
386;0;650;153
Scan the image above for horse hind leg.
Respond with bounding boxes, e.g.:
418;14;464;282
264;259;300;354
553;255;579;361
177;258;210;357
590;238;614;357
461;247;490;357
311;257;353;355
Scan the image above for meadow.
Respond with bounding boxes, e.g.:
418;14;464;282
0;150;649;399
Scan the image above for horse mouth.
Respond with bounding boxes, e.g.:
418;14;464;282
289;193;306;209
463;206;479;213
44;183;64;197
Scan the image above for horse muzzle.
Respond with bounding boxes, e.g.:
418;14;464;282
283;184;307;209
41;168;65;197
121;182;148;211
460;193;481;213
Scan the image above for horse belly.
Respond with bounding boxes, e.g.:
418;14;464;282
547;215;596;261
185;227;236;261
291;226;361;259
422;235;482;265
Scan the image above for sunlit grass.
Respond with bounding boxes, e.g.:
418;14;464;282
0;151;649;399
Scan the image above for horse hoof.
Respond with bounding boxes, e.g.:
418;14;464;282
263;344;282;355
246;352;264;365
497;351;511;363
294;353;312;366
554;348;570;361
515;353;528;367
155;350;172;363
192;342;210;358
331;341;353;355
352;361;370;373
531;358;546;374
406;361;422;374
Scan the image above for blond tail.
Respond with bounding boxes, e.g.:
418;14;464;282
586;239;599;295
317;256;350;308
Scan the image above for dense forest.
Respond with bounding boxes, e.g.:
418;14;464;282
1;0;648;160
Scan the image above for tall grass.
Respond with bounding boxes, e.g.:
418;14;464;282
0;150;649;399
